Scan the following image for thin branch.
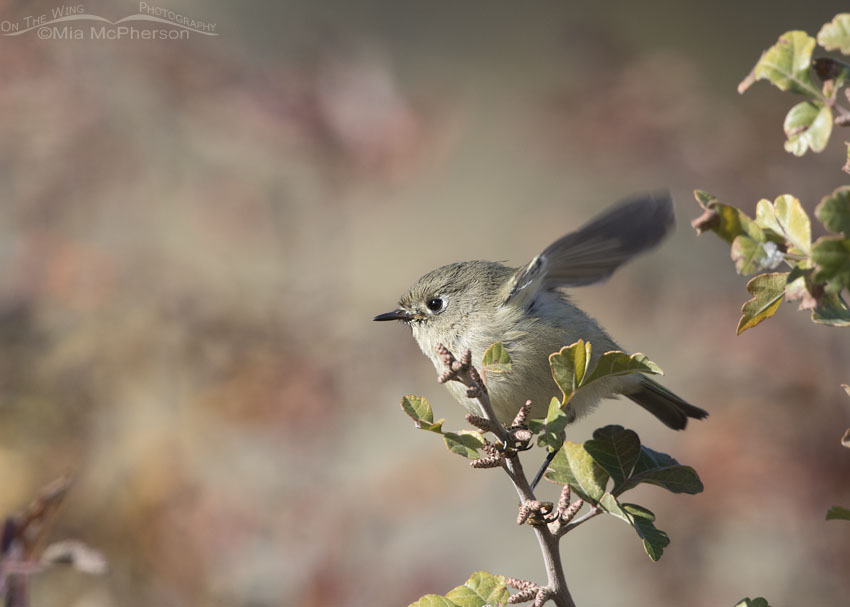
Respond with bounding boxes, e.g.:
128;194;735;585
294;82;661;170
560;506;602;535
436;344;576;607
436;345;509;444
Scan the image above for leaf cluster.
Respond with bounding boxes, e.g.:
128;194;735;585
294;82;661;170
693;189;850;332
738;15;850;158
544;425;702;561
699;17;850;606
401;342;703;567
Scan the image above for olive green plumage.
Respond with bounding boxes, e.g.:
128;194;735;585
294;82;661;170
376;192;707;429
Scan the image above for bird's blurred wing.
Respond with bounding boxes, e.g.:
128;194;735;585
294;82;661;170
503;191;674;306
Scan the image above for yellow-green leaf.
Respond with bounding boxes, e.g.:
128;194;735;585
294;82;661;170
409;595;458;607
401;395;445;432
738;273;788;334
444;571;509;607
583;351;662;385
481;342;512;373
818;13;850;54
544;441;608;503
532;397;570;451
773;194;812;254
783;102;833;156
443;430;484;459
755;198;784;238
693;190;765;244
549;340;592;402
731;236;784;275
739;30;819;96
408;572;510;607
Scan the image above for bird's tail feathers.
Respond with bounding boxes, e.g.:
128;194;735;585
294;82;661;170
625;376;707;430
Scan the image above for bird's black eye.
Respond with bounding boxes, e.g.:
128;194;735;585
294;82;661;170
426;297;445;313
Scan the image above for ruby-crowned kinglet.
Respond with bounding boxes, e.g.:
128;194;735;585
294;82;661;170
374;191;707;429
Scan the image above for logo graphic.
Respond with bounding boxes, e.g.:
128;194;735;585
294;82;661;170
1;3;218;40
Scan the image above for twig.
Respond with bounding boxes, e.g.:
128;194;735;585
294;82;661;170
436;344;576;607
437;345;509;445
560;506;602;535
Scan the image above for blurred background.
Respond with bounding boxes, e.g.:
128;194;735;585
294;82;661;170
0;0;849;605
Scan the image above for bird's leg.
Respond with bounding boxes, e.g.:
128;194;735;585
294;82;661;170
530;446;560;491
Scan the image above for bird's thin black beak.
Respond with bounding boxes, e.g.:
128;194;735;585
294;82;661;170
373;309;414;322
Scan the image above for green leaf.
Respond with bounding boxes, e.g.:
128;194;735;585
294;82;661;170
735;598;771;607
737;273;788;334
409;572;510;607
693;190;765;244
617;446;704;495
826;505;850;521
731;236;783;275
584;425;641;492
811;291;850;326
531;397;570;451
622;503;670;562
739;30;819;96
409;595;458;607
443;431;485;459
481;342;512;374
772;195;812;254
783;101;833;156
583;351;663;385
816;186;850;236
812;237;850;293
755;198;784;239
445;572;509;607
818;13;850;54
544;441;609;503
599;494;670;561
549;341;661;408
549;340;592;402
401;395;445;432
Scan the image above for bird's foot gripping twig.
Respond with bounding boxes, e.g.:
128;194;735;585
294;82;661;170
517;499;557;526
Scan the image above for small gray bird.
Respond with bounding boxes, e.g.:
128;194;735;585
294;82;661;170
374;192;707;431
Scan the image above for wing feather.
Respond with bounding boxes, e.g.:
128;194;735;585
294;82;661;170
504;191;674;305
